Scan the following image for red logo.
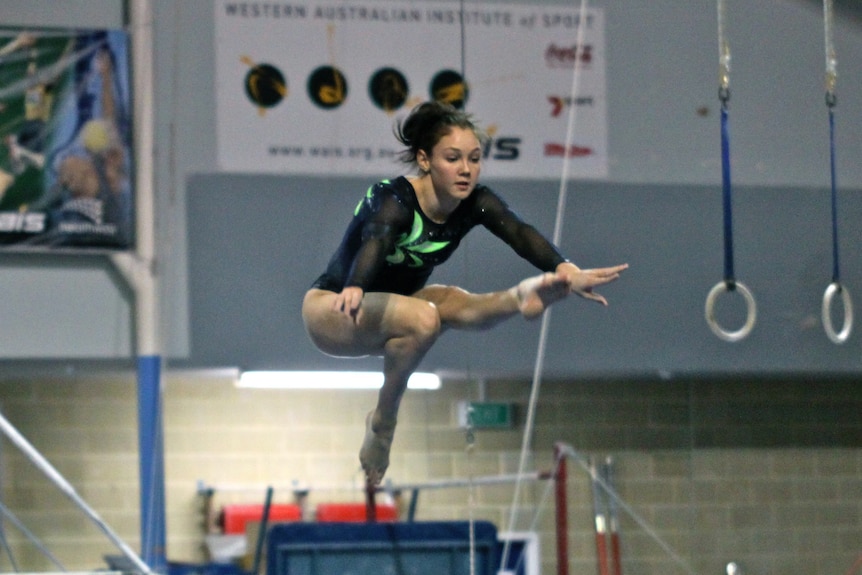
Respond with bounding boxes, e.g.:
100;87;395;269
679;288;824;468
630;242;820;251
545;43;592;68
544;143;593;157
548;95;595;117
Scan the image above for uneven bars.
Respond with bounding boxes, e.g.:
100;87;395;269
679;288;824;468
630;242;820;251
198;471;551;496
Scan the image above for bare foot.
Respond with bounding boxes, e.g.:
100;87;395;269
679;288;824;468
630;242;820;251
514;272;570;319
359;411;395;486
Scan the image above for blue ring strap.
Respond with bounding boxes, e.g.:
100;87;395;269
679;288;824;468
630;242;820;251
828;105;841;283
720;100;735;287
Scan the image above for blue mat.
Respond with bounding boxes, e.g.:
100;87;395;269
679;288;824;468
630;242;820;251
266;521;500;575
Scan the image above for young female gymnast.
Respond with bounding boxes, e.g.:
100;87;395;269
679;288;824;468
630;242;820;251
302;101;627;485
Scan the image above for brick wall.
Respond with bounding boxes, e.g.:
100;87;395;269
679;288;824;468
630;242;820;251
0;373;860;575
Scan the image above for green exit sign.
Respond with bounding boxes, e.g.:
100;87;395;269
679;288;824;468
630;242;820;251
457;401;514;429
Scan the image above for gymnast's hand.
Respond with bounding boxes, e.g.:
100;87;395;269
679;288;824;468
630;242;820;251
333;286;365;321
556;262;628;306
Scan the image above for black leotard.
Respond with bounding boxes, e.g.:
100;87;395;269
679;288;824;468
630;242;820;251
311;176;567;295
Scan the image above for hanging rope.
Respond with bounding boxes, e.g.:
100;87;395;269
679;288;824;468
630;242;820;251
464;410;477;575
820;0;853;344
460;0;467;100
705;0;756;342
456;4;480;573
501;0;590;571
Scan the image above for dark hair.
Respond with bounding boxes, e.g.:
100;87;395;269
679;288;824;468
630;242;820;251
394;101;487;166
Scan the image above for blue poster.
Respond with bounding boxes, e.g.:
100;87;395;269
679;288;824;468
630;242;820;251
0;28;133;249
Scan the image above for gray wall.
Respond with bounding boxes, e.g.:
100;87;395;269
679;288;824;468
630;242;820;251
2;0;862;377
182;174;862;377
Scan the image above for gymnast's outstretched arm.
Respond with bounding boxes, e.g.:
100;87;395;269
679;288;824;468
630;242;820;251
473;186;627;305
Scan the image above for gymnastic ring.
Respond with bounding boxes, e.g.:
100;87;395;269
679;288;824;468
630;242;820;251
822;282;853;344
705;280;757;342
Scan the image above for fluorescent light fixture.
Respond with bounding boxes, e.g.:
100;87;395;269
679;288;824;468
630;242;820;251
237;371;441;390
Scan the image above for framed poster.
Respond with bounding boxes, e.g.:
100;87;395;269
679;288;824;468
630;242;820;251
0;28;133;249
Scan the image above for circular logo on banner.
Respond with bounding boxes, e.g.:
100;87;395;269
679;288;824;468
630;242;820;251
430;69;468;109
308;65;348;109
368;67;409;113
244;63;287;110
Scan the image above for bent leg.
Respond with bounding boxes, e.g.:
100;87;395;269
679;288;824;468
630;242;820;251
414;272;570;331
302;289;441;484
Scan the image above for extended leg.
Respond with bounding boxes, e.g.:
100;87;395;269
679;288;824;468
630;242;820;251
415;271;570;331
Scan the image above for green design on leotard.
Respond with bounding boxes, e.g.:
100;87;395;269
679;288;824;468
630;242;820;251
386;210;450;267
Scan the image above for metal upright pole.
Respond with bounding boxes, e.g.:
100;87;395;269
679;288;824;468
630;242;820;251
554;443;569;575
115;0;165;571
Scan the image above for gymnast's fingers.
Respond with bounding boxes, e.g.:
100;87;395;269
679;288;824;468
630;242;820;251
332;287;364;318
577;288;609;306
595;263;629;278
585;264;628;285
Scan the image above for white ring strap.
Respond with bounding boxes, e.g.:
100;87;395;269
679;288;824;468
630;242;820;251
822;282;853;344
705;281;757;342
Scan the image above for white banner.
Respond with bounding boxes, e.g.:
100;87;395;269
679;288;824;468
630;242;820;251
215;1;607;179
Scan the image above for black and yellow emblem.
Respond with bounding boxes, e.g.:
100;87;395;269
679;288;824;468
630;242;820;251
241;56;287;116
368;67;409;113
307;65;348;110
429;69;468;110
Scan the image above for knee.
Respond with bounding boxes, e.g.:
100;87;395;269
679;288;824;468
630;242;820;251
301;290;328;339
409;300;441;350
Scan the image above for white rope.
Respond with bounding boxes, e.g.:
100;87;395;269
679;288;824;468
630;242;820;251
459;1;478;569
823;0;837;92
466;422;477;575
501;0;590;571
717;0;730;92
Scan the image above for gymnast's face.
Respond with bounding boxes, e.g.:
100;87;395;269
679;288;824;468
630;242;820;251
419;126;482;202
